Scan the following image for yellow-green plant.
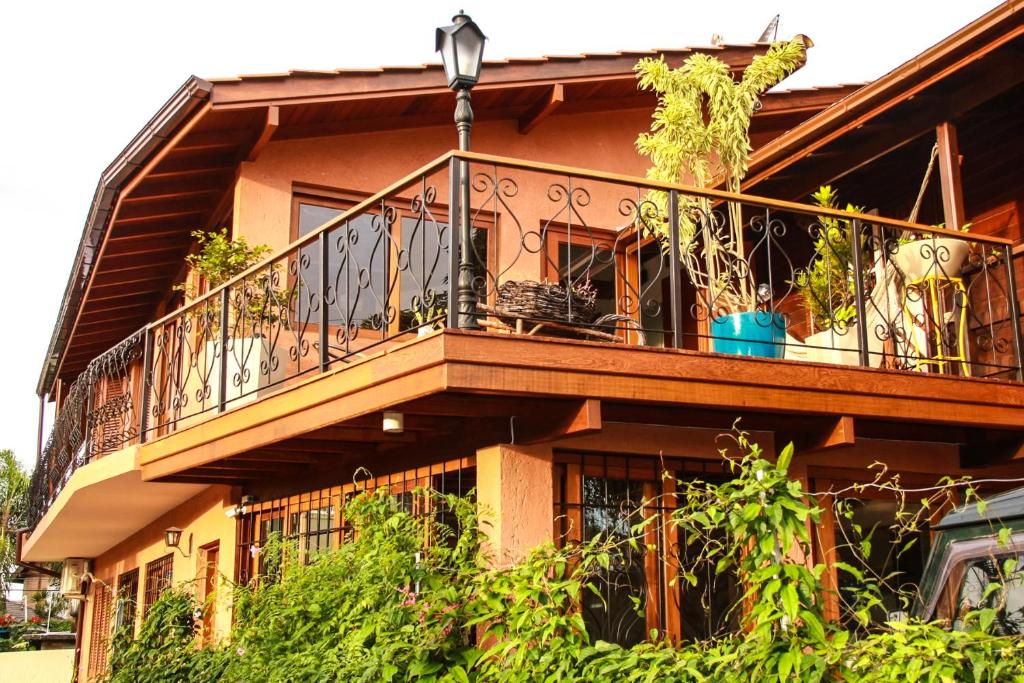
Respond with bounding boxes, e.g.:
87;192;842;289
635;38;807;313
793;186;866;332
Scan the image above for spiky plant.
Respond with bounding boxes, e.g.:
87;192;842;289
635;38;807;313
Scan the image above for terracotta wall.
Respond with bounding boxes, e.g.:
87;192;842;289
79;485;236;682
233;108;655;252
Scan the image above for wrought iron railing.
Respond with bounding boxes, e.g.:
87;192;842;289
27;330;144;526
135;151;1024;439
28;151;1024;525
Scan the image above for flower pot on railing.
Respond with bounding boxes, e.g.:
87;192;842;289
711;311;787;359
891;237;970;282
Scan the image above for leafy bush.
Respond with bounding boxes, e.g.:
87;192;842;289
103;435;1024;682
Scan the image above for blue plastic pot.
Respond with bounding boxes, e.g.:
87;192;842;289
710;311;787;358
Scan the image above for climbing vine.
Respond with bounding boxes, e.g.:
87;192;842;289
103;433;1024;682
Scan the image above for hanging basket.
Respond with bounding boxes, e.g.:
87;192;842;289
494;280;598;325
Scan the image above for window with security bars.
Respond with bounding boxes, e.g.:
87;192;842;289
87;582;113;679
115;568;139;636
554;452;739;647
235;457;476;585
143;555;173;615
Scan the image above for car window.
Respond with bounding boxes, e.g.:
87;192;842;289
954;553;1024;634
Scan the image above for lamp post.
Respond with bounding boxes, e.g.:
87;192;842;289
436;11;486;328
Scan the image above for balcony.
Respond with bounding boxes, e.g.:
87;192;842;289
26;151;1024;536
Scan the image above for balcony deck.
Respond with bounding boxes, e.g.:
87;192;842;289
26;151;1024;540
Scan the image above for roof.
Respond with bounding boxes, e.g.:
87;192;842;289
935;486;1024;530
38;41;843;394
741;0;1024;194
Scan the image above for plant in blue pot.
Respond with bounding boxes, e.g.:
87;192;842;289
635;37;807;358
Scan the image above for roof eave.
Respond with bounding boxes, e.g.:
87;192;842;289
36;76;213;397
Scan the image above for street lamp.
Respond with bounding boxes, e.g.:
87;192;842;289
437;11;486;328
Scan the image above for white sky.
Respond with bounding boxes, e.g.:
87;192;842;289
0;0;1003;469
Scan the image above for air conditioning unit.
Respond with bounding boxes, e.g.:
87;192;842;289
60;558;90;598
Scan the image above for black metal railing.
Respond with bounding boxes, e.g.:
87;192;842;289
27;330;144;526
27;151;1024;525
135;151;1023;439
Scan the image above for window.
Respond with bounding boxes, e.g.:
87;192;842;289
143;555;173;615
114;568;139;635
291;190;491;349
554;453;738;646
236;457;476;585
954;553;1024;634
87;582;113;679
833;498;931;626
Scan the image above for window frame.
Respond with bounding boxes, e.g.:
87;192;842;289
290;185;498;335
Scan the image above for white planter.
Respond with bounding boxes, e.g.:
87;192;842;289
206;338;287;410
891;237;969;282
785;322;885;367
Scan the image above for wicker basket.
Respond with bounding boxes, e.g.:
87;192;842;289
494;280;598;325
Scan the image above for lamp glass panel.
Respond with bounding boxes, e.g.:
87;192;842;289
455;29;483;81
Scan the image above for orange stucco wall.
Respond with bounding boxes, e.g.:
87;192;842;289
234;108;655;252
79;485;236;682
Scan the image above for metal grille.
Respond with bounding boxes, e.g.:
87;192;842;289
235;457;475;585
554;452;738;646
87;582;112;679
115;568;139;635
143;555;173;616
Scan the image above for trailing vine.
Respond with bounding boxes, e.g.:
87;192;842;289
102;434;1024;682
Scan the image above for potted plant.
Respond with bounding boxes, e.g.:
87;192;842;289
892;225;972;282
636;37;808;358
790;186;870;365
176;229;287;409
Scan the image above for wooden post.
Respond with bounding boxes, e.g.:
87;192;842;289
936;122;966;230
476;443;554;566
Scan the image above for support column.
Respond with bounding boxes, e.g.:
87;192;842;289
476;443;554;567
936;121;966;230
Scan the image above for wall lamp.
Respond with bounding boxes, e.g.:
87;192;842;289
164;527;193;558
383;411;405;434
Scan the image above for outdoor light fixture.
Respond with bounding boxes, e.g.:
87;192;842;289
383;411;405;434
436;10;486;328
435;10;486;91
164;527;192;558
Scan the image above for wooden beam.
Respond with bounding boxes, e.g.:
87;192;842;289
936;121;966;229
518;84;565;134
518;397;601;443
246;105;279;162
960;435;1024;468
783;415;856;453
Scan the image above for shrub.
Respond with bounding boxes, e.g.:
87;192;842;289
102;435;1024;682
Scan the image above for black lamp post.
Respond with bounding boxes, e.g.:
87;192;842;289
437;11;486;328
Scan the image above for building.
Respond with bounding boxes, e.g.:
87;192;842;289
17;3;1024;680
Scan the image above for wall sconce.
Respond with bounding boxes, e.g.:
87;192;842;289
165;527;192;558
383;411;404;434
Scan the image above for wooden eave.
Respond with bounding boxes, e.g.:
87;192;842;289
137;330;1024;483
740;1;1024;198
46;40;856;388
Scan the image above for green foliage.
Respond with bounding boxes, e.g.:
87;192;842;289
101;438;1024;682
793;186;866;331
0;449;28;597
177;228;272;297
635;39;807;312
105;587;229;683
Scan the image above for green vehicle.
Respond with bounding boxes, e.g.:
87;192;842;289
915;487;1024;634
